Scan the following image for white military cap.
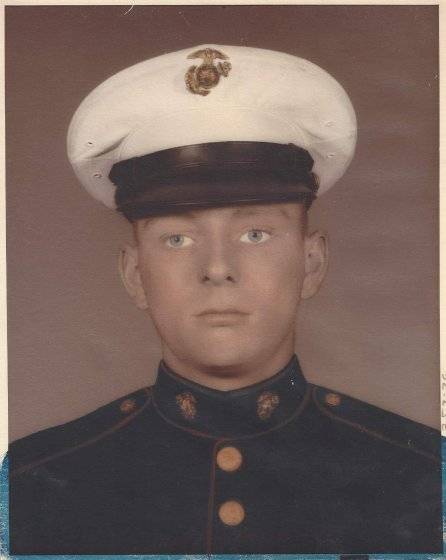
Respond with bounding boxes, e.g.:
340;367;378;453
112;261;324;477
67;44;357;220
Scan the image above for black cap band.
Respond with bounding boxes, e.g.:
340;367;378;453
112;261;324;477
110;142;318;221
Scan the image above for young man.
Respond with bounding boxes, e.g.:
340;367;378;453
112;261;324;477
8;45;442;555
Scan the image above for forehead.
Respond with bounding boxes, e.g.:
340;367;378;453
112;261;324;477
135;202;305;230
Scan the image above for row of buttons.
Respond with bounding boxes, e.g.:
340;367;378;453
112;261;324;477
214;390;345;527
216;446;245;526
119;392;342;528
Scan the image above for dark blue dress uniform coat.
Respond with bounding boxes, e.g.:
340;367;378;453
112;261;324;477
8;356;443;554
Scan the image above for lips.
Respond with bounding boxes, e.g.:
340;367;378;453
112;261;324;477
196;309;249;326
197;308;247;317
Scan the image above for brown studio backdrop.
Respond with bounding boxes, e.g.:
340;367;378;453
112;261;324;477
6;5;438;441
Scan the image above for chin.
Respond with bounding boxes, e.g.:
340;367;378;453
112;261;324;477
187;336;267;374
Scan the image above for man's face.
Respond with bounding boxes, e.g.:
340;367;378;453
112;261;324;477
121;202;327;379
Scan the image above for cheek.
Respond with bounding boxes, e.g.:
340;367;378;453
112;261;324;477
138;254;194;319
244;243;305;304
140;249;191;289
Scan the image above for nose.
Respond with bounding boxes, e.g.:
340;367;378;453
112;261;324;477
199;239;238;285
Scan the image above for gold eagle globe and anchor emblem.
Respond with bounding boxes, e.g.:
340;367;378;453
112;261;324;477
176;391;198;420
257;391;280;421
185;48;232;96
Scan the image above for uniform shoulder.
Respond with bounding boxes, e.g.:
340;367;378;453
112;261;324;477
311;384;441;461
9;386;152;476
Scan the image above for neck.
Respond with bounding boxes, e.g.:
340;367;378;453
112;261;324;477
161;339;296;391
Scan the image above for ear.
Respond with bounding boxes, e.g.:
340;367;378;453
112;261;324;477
118;244;149;310
300;231;329;300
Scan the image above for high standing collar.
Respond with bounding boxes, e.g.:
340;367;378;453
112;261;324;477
152;355;309;439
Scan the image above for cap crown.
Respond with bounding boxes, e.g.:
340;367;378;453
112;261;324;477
67;44;357;209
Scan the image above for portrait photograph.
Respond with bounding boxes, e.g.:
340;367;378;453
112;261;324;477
2;3;442;557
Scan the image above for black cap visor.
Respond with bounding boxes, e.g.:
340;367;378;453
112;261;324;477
111;142;318;221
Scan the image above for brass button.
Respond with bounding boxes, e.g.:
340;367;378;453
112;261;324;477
216;446;243;472
119;398;136;414
218;500;245;526
325;392;341;407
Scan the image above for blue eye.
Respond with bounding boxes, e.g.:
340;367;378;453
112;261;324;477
166;234;194;248
240;230;271;244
